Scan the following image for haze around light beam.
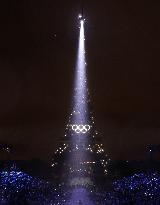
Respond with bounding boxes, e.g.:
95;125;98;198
72;20;88;125
68;20;94;204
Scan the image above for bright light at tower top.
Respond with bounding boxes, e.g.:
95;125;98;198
78;14;85;23
78;14;82;19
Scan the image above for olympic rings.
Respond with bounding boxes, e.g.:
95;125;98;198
70;124;91;133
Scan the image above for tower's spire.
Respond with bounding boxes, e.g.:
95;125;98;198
78;0;85;22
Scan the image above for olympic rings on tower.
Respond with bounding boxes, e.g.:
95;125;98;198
70;124;91;134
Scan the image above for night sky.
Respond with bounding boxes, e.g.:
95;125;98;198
0;0;160;161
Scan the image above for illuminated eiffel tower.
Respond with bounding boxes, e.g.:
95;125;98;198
51;19;108;187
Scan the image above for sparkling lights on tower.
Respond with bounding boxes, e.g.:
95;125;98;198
51;17;109;187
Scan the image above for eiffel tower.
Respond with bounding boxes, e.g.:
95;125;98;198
51;19;108;187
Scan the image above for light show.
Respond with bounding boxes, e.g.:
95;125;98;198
51;14;108;184
66;18;93;204
0;1;158;204
51;14;109;204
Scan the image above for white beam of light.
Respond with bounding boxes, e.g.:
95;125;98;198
68;21;94;202
69;19;89;168
70;19;89;173
73;20;88;124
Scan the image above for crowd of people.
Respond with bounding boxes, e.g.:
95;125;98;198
1;165;160;204
0;165;69;205
91;171;160;204
67;171;160;204
111;171;160;204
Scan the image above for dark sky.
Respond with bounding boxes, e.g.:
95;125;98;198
0;0;160;161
